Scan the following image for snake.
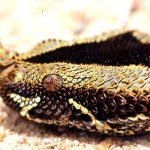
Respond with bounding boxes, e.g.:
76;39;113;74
0;30;149;136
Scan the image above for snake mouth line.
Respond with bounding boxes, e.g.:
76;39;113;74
4;92;41;116
22;32;150;67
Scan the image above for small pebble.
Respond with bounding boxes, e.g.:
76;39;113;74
42;138;52;143
65;139;70;145
74;140;79;145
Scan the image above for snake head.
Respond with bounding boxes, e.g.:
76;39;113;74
0;62;26;112
0;62;66;121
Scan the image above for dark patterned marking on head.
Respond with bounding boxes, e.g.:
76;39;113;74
42;74;63;92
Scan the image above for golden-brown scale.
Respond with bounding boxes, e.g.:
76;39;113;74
0;30;150;135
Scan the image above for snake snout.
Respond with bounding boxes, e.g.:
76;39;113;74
0;62;16;97
0;62;25;94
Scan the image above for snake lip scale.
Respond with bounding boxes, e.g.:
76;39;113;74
0;30;150;135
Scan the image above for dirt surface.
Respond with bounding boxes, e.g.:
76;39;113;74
0;0;150;149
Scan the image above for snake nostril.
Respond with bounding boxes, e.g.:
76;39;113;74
7;70;24;83
0;61;25;84
42;74;63;92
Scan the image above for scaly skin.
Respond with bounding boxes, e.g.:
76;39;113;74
0;30;150;135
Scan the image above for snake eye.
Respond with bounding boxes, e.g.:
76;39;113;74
42;74;63;92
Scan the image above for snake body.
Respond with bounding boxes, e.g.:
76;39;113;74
0;31;150;135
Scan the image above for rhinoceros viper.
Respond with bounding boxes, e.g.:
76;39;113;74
0;30;149;135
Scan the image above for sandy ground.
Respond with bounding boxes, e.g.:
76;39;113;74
0;0;150;149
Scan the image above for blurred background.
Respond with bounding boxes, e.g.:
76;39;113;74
0;0;150;53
